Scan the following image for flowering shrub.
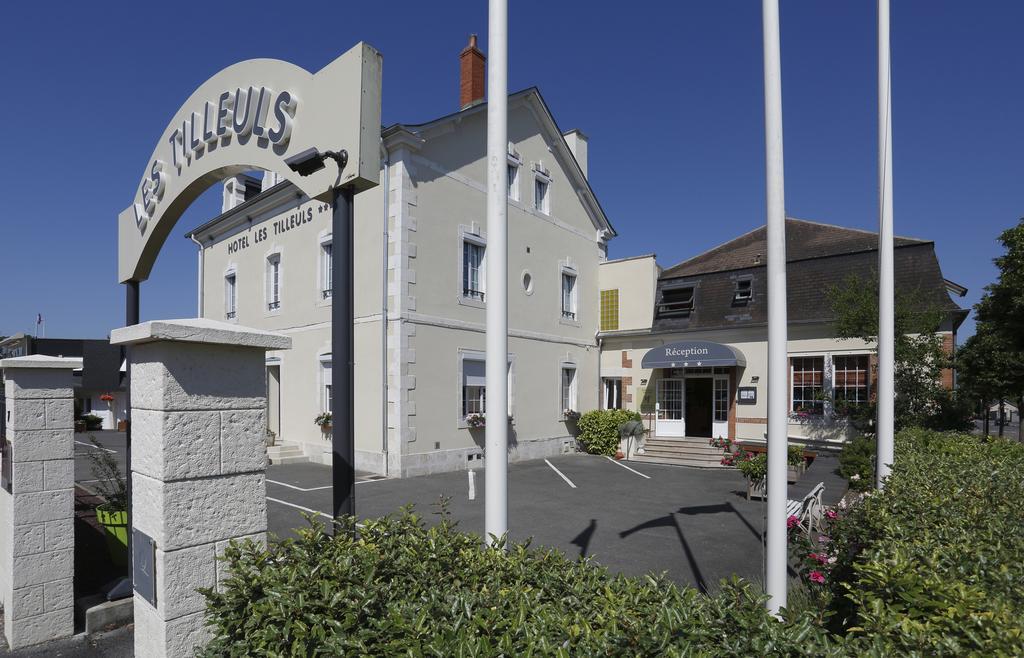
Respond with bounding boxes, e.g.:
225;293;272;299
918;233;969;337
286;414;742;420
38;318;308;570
99;393;115;402
314;412;332;427
465;413;485;428
708;436;734;450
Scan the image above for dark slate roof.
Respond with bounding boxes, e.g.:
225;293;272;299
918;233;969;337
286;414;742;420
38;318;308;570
661;218;928;278
652;220;965;334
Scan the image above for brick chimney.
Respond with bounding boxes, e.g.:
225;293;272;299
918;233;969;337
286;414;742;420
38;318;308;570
459;34;485;109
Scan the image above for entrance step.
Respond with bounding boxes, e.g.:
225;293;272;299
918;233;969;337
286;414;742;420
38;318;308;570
266;442;310;465
631;437;733;469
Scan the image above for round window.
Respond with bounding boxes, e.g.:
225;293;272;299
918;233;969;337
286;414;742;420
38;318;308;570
522;271;534;295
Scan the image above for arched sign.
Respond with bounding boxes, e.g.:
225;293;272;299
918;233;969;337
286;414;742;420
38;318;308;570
118;42;382;283
641;340;747;368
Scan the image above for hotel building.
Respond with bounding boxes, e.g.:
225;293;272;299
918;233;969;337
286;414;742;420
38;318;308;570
187;37;614;476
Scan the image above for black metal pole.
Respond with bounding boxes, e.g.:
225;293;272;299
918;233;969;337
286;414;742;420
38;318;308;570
332;186;355;521
124;280;139;571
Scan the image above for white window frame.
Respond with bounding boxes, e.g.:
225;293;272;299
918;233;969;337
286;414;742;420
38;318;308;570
458;226;487;309
319;354;332;414
507;146;521;202
319;235;333;303
224;267;237;321
602;377;622;410
560;363;578;417
831;352;871;415
265;250;282;314
790;355;826;415
457;349;514;428
533;166;551;215
559;261;580;327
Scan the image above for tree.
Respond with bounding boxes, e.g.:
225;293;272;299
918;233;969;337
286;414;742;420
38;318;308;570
963;219;1024;440
976;220;1024;350
828;273;971;432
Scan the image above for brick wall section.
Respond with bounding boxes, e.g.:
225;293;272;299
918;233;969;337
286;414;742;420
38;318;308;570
940;332;955;390
0;358;79;650
621;350;632;368
622;376;633;405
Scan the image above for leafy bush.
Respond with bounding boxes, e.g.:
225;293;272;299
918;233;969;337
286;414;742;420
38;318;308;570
575;409;641;456
837;434;874;491
81;414;104;430
201;506;841;656
827;429;1024;656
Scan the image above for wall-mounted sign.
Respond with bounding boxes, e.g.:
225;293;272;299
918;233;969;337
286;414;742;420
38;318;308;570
118;42;382;284
641;340;747;369
133;528;157;607
738;386;757;405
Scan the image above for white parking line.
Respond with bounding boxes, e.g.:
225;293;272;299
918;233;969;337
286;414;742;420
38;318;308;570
267;478;385;492
544;459;577;488
267;479;332;492
605;456;651;479
265;496;330;518
75;440;116;453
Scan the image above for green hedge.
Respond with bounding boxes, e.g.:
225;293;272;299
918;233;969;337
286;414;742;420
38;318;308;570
827;429;1024;656
575;409;641;456
201;508;840;657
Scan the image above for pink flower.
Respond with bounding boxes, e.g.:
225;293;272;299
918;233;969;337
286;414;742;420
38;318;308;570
825;509;838;520
808;552;828;565
818;534;831;544
787;515;800;529
808;570;826;584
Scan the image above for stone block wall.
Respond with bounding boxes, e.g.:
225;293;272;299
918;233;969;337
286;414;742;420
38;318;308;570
0;357;79;649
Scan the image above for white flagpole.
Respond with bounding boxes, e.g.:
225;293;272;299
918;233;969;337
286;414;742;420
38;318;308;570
762;0;789;615
485;0;509;546
876;0;895;488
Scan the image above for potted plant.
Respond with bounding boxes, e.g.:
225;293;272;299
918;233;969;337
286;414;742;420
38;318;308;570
562;409;581;422
314;412;332;435
82;414;104;431
737;452;768;499
465;412;485;428
266;429;277;448
85;436;128;566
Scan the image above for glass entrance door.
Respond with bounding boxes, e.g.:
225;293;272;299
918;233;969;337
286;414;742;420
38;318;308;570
656;379;685;437
684;377;713;438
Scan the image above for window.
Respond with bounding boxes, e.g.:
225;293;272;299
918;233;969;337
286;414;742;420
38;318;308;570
224;273;237;319
561;366;577;412
733;278;752;304
320;240;333;299
561;271;577;320
603;378;622;410
320;357;332;413
656;285;695;318
714;378;729;422
462;358;486;416
462;240;485;301
600;289;619;331
507;147;521;202
266;254;281;311
534;177;549;214
791;357;825;415
507;163;519;201
833;354;869;413
83;397;93;413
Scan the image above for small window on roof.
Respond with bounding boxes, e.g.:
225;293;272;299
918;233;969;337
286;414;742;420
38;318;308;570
657;285;695;318
733;278;752;304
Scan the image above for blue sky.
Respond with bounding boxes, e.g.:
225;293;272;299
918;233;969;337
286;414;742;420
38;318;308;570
1;1;1020;340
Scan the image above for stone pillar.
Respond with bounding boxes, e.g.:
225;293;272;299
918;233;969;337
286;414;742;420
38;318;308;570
0;355;80;650
110;320;290;658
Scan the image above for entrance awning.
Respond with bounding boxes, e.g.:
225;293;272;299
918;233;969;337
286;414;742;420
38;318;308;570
641;340;746;369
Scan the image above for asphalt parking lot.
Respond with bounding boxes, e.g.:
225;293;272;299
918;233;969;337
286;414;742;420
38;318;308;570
76;431;845;591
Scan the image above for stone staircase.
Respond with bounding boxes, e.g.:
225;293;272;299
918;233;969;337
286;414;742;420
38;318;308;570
266;441;310;465
630;437;731;469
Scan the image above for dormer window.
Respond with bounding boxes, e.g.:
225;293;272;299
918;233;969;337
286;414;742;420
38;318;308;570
733;278;752;304
657;285;695;318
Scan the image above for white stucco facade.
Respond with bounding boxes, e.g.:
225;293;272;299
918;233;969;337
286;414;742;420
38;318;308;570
189;90;613;477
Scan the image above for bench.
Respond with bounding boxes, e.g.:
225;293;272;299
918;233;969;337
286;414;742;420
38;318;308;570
787;482;825;534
